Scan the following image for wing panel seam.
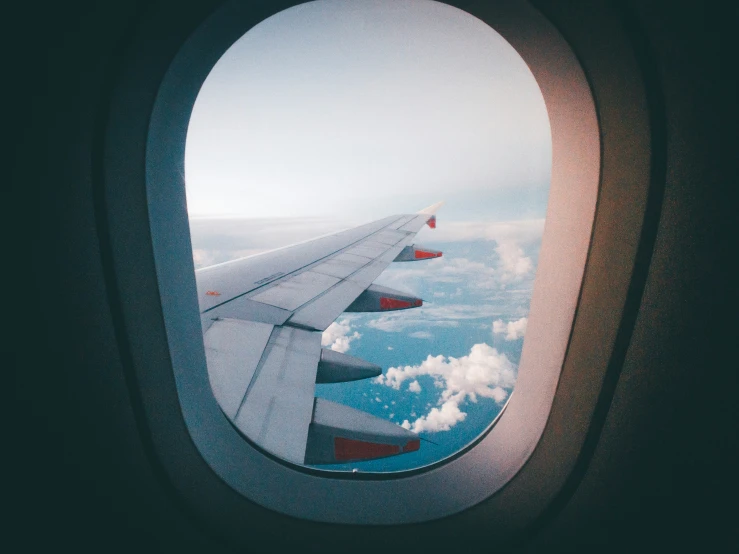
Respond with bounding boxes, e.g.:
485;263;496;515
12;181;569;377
201;215;410;315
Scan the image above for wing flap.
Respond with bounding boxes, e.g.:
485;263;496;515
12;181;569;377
288;280;366;330
344;260;387;289
311;257;367;279
232;326;321;464
204;319;274;418
249;270;341;311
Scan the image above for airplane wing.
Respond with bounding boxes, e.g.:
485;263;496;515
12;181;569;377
197;202;443;465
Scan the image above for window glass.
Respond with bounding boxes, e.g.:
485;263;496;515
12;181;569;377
185;0;551;472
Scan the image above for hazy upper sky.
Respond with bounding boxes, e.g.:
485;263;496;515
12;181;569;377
185;0;551;221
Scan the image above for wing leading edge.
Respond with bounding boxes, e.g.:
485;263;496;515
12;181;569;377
200;203;443;465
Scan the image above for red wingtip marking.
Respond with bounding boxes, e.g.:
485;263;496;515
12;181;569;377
380;297;412;310
414;250;442;259
205;291;221;296
402;439;421;453
334;437;401;461
413;299;423;307
426;216;436;229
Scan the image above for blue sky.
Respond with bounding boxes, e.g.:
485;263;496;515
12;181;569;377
185;0;551;471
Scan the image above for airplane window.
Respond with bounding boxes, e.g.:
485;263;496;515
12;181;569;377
184;0;551;472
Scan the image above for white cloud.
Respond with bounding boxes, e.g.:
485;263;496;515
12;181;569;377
409;331;433;339
408;380;422;393
373;238;535;298
495;242;533;281
387;346;394;350
366;303;506;333
431;219;545;245
321;319;361;353
492;317;528;341
408;400;467;433
376;343;516;433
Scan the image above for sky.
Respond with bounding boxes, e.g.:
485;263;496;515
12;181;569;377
185;0;551;472
185;0;550;221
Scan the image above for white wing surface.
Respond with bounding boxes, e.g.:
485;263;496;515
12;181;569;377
198;203;443;465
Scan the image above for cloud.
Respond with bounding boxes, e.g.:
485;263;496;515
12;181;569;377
376;343;516;433
402;400;466;433
492;317;528;341
372;238;535;298
366;303;507;333
494;242;533;280
408;380;422;393
409;331;433;339
321;320;361;353
431;219;545;245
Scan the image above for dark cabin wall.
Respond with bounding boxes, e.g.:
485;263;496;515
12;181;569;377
9;1;221;552
527;1;737;552
8;1;737;553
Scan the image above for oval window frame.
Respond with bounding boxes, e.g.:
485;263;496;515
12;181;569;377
100;0;654;536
